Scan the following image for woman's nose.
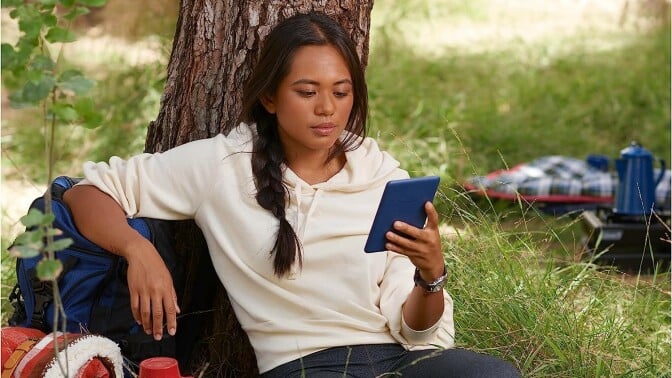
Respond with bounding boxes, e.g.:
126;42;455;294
315;93;335;116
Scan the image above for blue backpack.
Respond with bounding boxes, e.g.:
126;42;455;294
7;176;212;371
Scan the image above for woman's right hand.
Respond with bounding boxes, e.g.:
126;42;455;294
123;237;180;341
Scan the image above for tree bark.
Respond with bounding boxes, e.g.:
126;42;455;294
143;1;373;376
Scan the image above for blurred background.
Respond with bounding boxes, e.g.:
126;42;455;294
2;0;669;205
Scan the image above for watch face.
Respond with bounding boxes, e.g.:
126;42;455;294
427;280;446;292
414;267;447;293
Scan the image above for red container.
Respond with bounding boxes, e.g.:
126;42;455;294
139;357;183;378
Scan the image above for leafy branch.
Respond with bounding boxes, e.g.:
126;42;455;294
2;0;107;375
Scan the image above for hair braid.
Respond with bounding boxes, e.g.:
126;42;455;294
241;12;369;278
252;121;302;277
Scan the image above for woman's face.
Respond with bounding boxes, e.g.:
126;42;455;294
261;44;354;159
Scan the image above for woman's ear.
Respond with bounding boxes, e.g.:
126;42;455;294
260;94;276;114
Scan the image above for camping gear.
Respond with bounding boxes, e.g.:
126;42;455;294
8;176;218;376
0;326;123;378
614;142;666;216
581;143;670;269
139;357;192;378
8;176;183;366
462;148;670;269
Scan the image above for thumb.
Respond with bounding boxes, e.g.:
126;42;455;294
425;201;439;230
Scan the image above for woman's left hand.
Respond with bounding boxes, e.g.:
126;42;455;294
385;201;445;280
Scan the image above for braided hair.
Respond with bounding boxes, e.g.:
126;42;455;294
240;12;368;277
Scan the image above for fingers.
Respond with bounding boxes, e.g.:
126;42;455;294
385;201;443;267
138;291;178;340
131;291;141;326
165;288;180;337
141;295;152;335
152;294;165;340
130;269;179;340
424;201;440;230
386;201;438;243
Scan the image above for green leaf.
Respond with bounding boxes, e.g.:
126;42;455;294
8;245;41;259
59;70;94;95
42;212;56;224
74;97;103;128
78;0;107;7
36;259;63;281
2;0;23;8
8;90;31;109
41;12;57;28
15;36;39;64
26;69;44;82
58;0;76;6
39;0;58;6
15;74;55;104
64;6;90;21
21;208;48;227
45;27;76;43
18;17;43;39
30;54;55;71
1;43;17;70
13;230;44;245
12;5;43;38
50;103;79;122
45;238;73;252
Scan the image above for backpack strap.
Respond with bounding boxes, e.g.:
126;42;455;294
1;338;40;378
28;272;52;331
27;256;79;331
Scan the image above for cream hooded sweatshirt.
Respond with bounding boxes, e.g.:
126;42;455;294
80;124;455;373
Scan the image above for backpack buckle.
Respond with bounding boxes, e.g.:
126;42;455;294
29;279;53;331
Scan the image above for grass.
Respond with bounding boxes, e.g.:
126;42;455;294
368;26;670;182
2;0;671;376
436;189;670;376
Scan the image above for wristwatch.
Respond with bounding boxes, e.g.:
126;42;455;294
414;266;448;293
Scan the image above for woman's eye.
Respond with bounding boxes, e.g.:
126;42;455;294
334;91;350;98
297;90;316;97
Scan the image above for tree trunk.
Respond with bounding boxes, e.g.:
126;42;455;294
143;1;373;376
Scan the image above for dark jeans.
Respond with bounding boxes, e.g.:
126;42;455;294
262;344;521;378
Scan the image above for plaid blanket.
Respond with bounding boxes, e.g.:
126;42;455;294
464;155;671;209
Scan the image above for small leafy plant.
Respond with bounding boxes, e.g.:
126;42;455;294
2;0;107;374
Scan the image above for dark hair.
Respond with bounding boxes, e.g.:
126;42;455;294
240;12;368;277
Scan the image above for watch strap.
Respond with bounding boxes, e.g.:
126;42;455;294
414;265;448;293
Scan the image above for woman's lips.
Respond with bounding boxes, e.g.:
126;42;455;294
311;123;337;136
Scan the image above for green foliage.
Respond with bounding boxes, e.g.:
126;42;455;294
2;0;106;125
3;61;164;182
1;0;107;314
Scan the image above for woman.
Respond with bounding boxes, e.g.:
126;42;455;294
64;11;520;377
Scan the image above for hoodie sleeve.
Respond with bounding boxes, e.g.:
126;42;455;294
79;135;228;220
379;251;455;349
